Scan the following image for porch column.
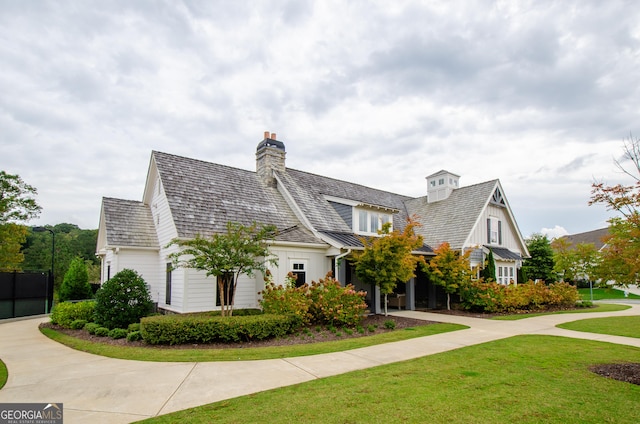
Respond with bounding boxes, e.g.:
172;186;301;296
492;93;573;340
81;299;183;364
406;277;415;311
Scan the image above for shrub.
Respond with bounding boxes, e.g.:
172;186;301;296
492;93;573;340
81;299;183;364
94;327;110;337
127;331;143;342
128;323;141;333
140;313;300;345
50;301;95;328
384;320;396;330
70;319;88;330
548;282;580;306
84;322;100;334
108;328;128;339
459;280;504;313
58;257;92;302
259;276;312;326
94;269;153;329
307;273;367;327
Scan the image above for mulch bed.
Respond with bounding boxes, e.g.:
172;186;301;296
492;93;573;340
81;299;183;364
590;363;640;386
40;314;435;350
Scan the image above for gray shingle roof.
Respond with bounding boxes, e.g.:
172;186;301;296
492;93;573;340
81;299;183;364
561;228;609;251
405;180;498;249
276;168;412;233
101;197;158;248
153;151;303;239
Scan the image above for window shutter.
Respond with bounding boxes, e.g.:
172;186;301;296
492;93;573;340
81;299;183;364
498;220;502;245
487;218;491;243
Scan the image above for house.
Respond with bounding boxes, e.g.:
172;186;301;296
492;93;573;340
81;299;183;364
559;228;610;251
96;132;529;313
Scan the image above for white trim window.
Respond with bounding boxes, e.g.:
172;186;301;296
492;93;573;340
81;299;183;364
356;209;392;235
487;216;502;245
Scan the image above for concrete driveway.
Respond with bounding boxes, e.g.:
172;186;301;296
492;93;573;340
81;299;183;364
1;303;639;424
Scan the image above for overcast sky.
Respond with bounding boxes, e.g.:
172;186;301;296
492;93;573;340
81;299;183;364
2;0;639;239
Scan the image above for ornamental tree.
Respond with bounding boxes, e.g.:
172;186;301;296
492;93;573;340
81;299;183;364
425;242;472;310
167;221;277;316
59;256;92;301
589;134;640;285
352;217;425;316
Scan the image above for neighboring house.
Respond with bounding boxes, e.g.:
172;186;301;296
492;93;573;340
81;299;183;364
560;228;610;251
97;132;529;313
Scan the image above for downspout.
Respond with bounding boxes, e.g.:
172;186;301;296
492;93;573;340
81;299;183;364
335;249;352;283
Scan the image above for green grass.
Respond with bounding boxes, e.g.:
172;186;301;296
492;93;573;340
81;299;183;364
558;316;640;338
40;323;466;362
0;359;7;390
492;303;631;320
578;287;640;300
136;335;640;424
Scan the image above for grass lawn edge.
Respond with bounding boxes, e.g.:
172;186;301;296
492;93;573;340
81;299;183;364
491;303;631;320
39;322;467;362
0;359;7;390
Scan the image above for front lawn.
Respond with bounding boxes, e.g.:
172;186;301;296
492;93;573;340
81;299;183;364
136;335;640;424
578;287;640;300
492;303;630;320
558;316;640;338
0;359;7;390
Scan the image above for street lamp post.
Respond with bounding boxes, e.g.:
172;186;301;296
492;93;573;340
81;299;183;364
32;226;54;314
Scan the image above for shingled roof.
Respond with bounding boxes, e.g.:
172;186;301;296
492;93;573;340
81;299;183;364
405;180;498;249
561;227;610;251
275;168;412;233
153;151;307;240
101;197;158;248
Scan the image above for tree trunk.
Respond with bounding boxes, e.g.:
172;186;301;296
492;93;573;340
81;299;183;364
218;279;226;317
384;293;388;316
447;292;451;310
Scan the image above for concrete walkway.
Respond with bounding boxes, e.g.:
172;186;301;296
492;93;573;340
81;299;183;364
1;303;639;424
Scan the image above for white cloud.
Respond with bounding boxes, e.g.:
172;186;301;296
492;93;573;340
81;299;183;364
540;225;570;240
1;0;638;234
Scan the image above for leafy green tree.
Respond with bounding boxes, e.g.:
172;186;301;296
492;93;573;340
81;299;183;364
589;134;640;285
352;218;426;315
481;248;497;282
522;234;556;283
552;238;601;283
94;269;153;329
59;256;92;301
0;171;41;271
22;223;99;291
425;242;472;310
167;221;278;316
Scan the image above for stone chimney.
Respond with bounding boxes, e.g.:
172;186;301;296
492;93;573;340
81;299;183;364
256;131;286;186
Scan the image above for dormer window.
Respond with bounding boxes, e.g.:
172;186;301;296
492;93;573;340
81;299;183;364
356;209;392;235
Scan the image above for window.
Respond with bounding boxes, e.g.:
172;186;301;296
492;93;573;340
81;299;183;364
291;262;306;287
358;210;368;232
430;180;436;187
487;217;502;245
165;263;172;305
438;178;445;185
356;209;392;235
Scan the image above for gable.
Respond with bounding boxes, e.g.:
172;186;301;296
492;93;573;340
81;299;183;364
99;197;159;248
152;151;302;239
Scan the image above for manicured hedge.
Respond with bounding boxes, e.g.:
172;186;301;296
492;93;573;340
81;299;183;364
140;313;299;345
50;301;96;328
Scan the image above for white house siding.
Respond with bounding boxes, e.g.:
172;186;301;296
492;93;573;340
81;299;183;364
467;204;522;254
102;248;161;300
148;170;183;310
266;244;333;290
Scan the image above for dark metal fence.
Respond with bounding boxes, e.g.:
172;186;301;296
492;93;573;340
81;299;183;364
0;271;53;319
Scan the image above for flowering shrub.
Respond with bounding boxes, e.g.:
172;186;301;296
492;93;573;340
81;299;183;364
460;279;580;313
259;272;312;326
308;273;368;327
259;272;368;328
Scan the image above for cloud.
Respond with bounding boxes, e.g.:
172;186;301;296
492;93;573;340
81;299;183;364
540;225;570;240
